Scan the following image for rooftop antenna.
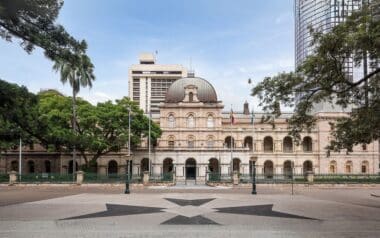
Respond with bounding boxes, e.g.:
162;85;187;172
188;57;195;77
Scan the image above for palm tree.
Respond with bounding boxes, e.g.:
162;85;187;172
53;53;95;177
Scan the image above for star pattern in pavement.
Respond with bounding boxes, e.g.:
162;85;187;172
62;204;165;220
215;204;317;220
62;198;318;224
165;198;215;206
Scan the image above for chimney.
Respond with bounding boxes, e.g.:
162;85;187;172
243;101;250;115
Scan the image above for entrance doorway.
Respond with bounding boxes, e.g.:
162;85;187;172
185;158;196;180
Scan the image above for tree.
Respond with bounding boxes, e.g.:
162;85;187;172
52;54;95;173
252;1;380;152
0;79;46;150
75;97;162;169
0;0;88;63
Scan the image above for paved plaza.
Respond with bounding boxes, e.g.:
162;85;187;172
0;185;379;237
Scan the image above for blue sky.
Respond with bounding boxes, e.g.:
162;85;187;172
0;0;294;111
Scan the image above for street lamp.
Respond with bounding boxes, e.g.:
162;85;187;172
291;161;295;195
251;161;257;195
248;78;257;195
125;106;131;194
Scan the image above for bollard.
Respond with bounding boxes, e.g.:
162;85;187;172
233;171;239;185
9;171;17;185
306;171;314;184
143;171;149;185
76;171;84;185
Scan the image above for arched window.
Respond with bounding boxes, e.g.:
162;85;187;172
11;161;18;171
345;161;353;174
141;158;150;173
263;136;273;152
283;136;293;153
329;161;337;174
361;161;369;174
264;160;274;178
303;136;313;152
108;160;118;175
188;135;195;148
303;160;313;174
233;158;241;173
208;158;219;173
187;114;195;128
168;135;175;148
189;92;194;102
283;161;292;178
68;160;79;174
27;160;35;173
224;136;235;149
362;144;367;151
163;158;173;173
207;135;214;148
44;160;51;173
168;114;175;128
207;115;214;128
244;136;253;150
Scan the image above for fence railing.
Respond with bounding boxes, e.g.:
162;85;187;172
206;172;380;184
2;172;379;184
83;173;142;183
0;173;9;183
17;173;73;183
313;174;380;184
149;172;174;183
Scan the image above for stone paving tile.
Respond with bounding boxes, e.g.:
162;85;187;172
0;187;379;237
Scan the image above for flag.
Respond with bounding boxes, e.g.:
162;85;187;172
251;107;255;124
230;109;236;124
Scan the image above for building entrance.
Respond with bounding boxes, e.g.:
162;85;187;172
185;158;196;180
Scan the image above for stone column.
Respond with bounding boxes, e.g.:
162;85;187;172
306;171;314;184
143;171;150;185
76;171;84;185
119;165;126;175
98;165;107;176
153;164;161;176
233;171;239;185
133;164;140;176
8;171;17;185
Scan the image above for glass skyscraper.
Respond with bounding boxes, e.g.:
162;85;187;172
295;0;363;80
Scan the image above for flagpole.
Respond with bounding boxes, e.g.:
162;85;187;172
252;107;255;153
230;104;233;175
19;137;22;182
148;111;151;176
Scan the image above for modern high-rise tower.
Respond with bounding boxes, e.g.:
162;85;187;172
295;0;363;78
128;53;188;113
294;0;373;112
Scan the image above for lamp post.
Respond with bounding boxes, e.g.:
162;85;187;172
125;160;130;194
291;161;295;195
125;106;131;194
251;161;257;195
248;78;257;195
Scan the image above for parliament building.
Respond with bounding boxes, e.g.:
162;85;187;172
0;54;379;182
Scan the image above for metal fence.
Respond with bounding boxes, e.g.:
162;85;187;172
2;172;379;184
149;172;174;183
206;172;380;184
83;173;142;183
17;173;73;183
313;174;380;184
0;173;8;183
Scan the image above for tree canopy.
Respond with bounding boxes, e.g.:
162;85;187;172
0;80;162;169
0;0;90;64
252;1;380;152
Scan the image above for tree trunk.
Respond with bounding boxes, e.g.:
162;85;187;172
72;88;77;179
